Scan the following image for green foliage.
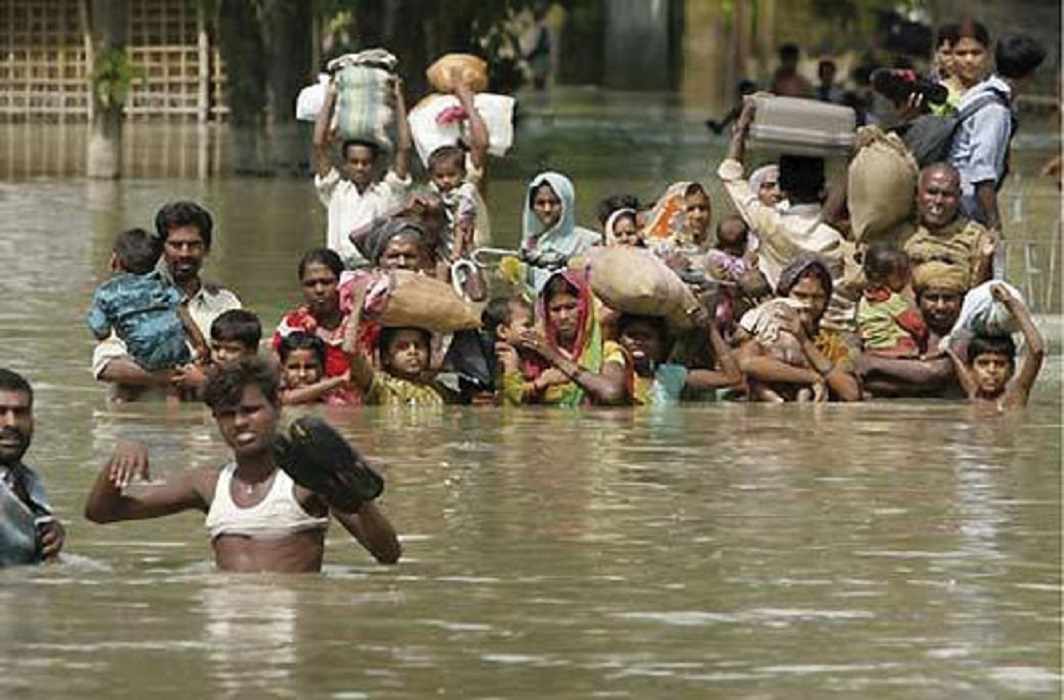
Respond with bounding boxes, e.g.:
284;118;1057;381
91;48;144;110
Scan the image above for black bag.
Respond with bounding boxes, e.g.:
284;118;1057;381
273;416;384;512
896;89;1011;168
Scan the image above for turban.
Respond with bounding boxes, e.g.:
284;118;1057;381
911;261;969;294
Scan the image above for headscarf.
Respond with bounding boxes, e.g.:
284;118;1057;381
748;164;780;197
522;172;600;292
640;181;691;242
355;218;429;267
604;208;638;246
777;253;834;301
912;261;969;294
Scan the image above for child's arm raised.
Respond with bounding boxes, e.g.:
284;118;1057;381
313;84;338;179
998;284;1045;404
944;346;978;399
454;78;489;173
341;287;375;393
391;78;412;181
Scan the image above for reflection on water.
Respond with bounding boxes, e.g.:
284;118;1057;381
0;91;1060;697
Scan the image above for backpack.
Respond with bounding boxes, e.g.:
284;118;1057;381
895;89;1012;168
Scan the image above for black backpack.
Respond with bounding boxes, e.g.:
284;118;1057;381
895;89;1013;168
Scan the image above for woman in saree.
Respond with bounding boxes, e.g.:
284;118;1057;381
501;269;630;406
735;253;862;402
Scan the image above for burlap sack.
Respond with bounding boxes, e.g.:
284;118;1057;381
426;54;489;93
575;247;700;330
848;126;919;243
367;270;481;333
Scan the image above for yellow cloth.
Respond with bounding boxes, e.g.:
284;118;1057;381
365;372;446;406
539;340;627;405
904;217;990;288
911;260;969;294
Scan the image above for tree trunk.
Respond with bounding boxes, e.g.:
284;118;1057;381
217;0;267;173
261;0;312;174
86;0;128;179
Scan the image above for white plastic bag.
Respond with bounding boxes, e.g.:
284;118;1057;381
295;75;330;122
950;280;1024;337
408;93;516;167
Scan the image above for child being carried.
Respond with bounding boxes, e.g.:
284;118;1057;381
856;244;928;357
86;228;208;372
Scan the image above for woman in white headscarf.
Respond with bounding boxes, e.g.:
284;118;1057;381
521;172;600;293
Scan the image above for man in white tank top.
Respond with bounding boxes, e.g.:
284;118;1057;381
84;358;400;573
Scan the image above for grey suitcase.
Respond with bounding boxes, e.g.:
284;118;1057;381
748;95;856;156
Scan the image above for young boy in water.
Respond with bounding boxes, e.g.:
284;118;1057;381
209;309;262;365
87;228;208;372
947;284;1045;409
278;331;350;405
857;245;928;357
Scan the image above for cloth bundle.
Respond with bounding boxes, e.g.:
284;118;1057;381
426;53;489;93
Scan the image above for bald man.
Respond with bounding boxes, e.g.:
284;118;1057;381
904;163;995;288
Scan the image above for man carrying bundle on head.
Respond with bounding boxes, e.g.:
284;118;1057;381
313;52;413;270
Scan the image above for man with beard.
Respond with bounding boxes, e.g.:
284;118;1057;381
904;163;994;287
0;369;64;566
84;358;400;573
92;202;242;400
858;261;969;398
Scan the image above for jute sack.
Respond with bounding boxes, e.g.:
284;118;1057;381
575;247;699;330
848;126;918;243
362;270;481;333
426;54;489;93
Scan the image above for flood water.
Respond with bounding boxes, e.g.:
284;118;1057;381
0;89;1061;697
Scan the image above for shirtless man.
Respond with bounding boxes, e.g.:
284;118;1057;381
84;358;400;573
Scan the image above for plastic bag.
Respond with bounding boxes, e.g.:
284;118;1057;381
407;93;516;167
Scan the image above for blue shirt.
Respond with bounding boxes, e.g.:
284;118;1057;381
87;270;191;371
949;76;1013;223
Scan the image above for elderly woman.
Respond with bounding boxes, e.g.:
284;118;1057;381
521;172;601;293
503;269;629;406
735;254;862;402
272;248;360;405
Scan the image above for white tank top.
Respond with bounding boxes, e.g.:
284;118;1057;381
205;463;329;541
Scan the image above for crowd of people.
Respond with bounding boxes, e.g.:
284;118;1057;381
0;18;1053;574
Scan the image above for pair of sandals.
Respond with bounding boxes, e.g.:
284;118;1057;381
272;417;384;512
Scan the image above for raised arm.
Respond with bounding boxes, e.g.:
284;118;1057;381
454;79;488;171
945;347;978;399
391;78;412;180
724;97;755;164
313;84;338;179
341;288;375;393
998;284;1045;402
84;441;210;523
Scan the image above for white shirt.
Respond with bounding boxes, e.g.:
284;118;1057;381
315;167;412;267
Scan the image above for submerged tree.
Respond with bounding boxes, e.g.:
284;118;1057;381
85;0;132;179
